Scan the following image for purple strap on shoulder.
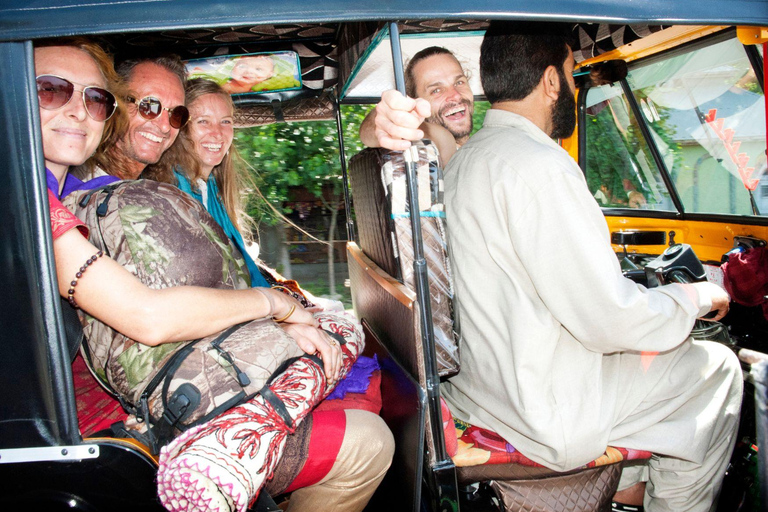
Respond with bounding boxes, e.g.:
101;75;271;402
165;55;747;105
46;168;120;198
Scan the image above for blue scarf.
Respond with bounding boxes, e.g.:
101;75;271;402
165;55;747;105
46;168;119;199
174;169;268;288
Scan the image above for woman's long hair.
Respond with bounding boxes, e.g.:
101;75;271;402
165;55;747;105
144;78;256;239
37;38;129;173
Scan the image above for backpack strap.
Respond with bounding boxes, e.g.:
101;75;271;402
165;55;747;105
258;352;325;430
135;339;200;453
252;491;281;512
137;323;254;453
77;181;124;258
60;297;85;362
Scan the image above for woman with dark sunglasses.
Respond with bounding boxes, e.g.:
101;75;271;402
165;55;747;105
38;40;392;512
37;40;322;374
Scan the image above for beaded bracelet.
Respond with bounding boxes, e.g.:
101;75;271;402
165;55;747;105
67;250;104;308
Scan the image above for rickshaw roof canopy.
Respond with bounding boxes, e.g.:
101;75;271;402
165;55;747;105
1;0;767;42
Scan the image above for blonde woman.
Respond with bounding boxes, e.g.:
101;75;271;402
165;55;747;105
145;78;271;286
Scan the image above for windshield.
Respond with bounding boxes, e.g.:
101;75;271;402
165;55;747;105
584;34;766;216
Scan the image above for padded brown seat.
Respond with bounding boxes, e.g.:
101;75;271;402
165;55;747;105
350;142;460;378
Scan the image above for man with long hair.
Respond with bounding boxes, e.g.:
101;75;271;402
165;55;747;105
359;46;473;162
74;55;190;180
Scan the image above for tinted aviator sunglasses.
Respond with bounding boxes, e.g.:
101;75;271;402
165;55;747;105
126;95;190;129
36;75;117;122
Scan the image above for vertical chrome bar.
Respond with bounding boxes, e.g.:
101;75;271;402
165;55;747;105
389;21;450;464
620;79;686;214
333;93;355;242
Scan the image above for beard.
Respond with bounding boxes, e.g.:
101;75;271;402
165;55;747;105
428;98;474;142
550;70;576;140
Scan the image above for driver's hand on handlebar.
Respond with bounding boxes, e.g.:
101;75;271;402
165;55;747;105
281;323;343;382
700;285;730;322
374;90;432;151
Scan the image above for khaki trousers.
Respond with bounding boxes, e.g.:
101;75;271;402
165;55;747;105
280;409;394;512
606;340;743;512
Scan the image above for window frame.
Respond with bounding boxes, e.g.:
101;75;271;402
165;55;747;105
578;28;768;225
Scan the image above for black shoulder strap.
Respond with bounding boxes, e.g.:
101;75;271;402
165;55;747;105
60;297;84;362
252;491;281;512
89;182;124;258
77;181;124;209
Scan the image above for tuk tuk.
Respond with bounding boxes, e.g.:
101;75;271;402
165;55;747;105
0;1;766;511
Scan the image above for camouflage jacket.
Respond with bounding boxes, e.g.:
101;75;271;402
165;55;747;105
67;180;304;428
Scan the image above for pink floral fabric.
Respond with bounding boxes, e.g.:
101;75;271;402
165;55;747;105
48;189;87;240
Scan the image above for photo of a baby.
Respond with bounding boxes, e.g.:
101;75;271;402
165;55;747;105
224;55;275;93
186;51;302;95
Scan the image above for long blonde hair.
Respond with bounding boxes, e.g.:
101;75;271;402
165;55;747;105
144;78;255;238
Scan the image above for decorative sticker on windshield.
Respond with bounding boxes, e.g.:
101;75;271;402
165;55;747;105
704;108;758;191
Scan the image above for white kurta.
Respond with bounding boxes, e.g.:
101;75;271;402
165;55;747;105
442;109;741;510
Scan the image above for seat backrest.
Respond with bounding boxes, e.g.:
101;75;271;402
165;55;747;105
348;142;462;508
349;141;460;378
347;148;400;279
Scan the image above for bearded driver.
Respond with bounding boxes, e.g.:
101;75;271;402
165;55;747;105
441;21;740;512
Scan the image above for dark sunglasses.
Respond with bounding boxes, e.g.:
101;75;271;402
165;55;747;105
36;74;117;122
126;95;189;129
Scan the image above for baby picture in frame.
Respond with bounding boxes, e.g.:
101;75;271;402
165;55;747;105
186;51;302;95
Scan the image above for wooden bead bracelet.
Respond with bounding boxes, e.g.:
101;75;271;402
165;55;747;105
67;250;104;308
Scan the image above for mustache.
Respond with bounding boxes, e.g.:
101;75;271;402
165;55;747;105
438;98;473;117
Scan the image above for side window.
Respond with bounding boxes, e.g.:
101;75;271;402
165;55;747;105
584;85;675;211
585;35;766;216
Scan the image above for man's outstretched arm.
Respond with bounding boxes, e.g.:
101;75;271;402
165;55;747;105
359;90;429;150
359;90;457;163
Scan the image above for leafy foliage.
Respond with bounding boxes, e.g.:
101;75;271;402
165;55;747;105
584;92;681;207
234;104;369;226
235;99;491;226
233;95;490;278
472;100;491;134
584;102;641;203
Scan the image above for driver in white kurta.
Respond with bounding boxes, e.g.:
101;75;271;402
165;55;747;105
440;22;742;512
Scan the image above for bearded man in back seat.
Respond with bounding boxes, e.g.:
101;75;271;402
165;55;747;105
439;21;741;512
358;46;472;164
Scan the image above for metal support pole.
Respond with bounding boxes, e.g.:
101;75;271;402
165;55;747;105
389;22;407;96
333;93;356;242
389;21;450;466
620;79;686;214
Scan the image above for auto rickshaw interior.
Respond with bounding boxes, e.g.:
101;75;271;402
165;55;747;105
0;10;766;512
